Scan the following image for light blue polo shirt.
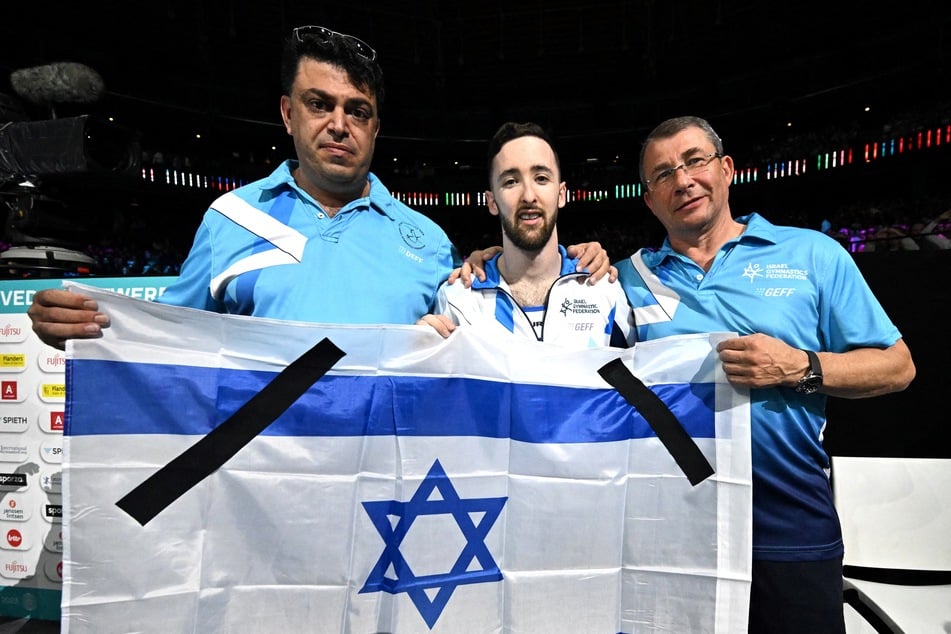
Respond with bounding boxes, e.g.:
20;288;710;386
158;160;460;325
616;213;902;561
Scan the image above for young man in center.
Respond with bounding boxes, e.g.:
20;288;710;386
418;121;633;348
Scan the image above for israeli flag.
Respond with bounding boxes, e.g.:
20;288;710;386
62;283;751;633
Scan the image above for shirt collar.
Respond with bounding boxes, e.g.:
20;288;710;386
646;212;776;265
262;160;393;218
734;212;779;244
471;244;577;290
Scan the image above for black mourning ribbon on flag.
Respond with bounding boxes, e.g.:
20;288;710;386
598;358;715;486
117;338;346;526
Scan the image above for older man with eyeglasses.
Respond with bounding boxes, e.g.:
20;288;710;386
615;115;916;634
27;25;610;348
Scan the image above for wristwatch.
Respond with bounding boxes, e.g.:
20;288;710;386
795;350;823;394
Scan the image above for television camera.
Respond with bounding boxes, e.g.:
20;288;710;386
0;62;140;277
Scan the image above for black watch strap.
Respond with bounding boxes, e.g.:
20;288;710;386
795;350;823;394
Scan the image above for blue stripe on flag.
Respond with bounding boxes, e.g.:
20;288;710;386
67;359;716;442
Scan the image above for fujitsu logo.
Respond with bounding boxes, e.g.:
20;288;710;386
4;560;26;574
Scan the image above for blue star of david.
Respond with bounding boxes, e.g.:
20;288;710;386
360;459;507;628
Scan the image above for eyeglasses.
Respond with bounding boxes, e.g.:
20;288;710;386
293;25;377;62
645;152;722;191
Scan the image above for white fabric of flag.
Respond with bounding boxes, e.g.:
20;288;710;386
62;282;752;634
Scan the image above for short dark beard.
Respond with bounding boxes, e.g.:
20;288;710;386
499;208;557;251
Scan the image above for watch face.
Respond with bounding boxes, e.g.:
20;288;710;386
796;350;823;394
796;376;822;394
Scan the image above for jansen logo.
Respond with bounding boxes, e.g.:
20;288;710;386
44;529;63;553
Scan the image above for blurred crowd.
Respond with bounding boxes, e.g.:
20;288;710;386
391;198;951;271
815;202;951;254
2;95;948;278
1;197;946;279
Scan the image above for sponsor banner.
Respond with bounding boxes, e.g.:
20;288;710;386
0;277;175;623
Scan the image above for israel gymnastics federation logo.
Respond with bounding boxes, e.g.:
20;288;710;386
742;262;763;283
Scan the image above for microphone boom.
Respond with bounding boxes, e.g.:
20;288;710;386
9;62;105;106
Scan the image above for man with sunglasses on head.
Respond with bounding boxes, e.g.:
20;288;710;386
418;121;634;347
27;26;609;349
615;115;916;633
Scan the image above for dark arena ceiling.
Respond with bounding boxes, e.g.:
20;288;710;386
3;0;950;168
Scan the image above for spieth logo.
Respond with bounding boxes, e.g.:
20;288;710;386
0;415;28;430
